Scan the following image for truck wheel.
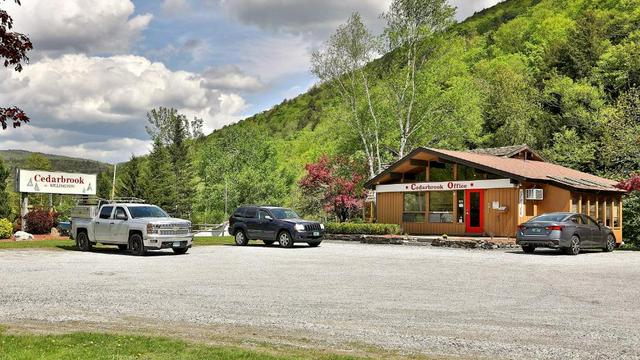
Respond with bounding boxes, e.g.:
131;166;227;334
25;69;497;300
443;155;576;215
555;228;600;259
234;230;248;246
129;233;146;256
117;245;128;252
76;232;92;252
278;231;293;248
172;247;188;255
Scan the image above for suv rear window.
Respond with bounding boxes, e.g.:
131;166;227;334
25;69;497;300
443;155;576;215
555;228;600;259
233;207;247;218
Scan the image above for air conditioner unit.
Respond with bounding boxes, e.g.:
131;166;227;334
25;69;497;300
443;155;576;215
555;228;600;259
526;188;544;200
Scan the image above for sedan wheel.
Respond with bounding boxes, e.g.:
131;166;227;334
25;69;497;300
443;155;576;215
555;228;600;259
604;235;616;252
235;231;248;246
565;235;581;256
279;231;293;248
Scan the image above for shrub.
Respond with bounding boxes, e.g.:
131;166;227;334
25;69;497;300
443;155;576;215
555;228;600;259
0;218;12;239
24;209;60;235
325;222;401;235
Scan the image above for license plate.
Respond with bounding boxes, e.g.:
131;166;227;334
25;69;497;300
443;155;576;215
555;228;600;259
531;228;542;233
313;231;320;237
173;242;181;247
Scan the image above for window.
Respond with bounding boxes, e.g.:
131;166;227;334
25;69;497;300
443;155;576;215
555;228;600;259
589;196;596;217
581;196;587;215
612;199;620;228
270;208;300;219
114;207;127;220
457;190;465;223
429;192;453;223
457;165;484;181
531;214;569;222
258;210;270;220
245;207;257;219
129;206;168;218
233;207;247;218
598;197;606;224
569;215;583;224
429;162;453;182
570;196;579;213
99;206;113;219
403;193;425;223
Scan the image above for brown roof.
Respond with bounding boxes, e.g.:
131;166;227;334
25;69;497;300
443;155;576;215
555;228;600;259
366;147;625;193
469;144;545;161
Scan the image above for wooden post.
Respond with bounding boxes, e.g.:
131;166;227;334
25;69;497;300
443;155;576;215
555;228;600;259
21;193;29;232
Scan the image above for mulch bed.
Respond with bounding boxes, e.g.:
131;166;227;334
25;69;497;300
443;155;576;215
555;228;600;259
0;235;71;243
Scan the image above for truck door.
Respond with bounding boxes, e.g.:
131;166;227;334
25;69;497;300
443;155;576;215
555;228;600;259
109;207;129;244
94;206;113;241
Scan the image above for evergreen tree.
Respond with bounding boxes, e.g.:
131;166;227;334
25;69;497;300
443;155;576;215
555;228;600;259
96;170;113;200
145;137;174;213
146;107;199;218
0;158;11;219
118;155;145;200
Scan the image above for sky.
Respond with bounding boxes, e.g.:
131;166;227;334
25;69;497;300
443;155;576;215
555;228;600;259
0;0;503;164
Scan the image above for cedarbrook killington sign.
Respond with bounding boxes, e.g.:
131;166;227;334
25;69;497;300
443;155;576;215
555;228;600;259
16;169;97;195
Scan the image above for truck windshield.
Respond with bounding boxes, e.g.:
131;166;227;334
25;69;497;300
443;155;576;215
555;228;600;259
128;206;168;219
270;208;300;219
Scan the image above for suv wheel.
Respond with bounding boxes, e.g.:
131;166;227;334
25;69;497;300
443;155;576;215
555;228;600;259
564;235;581;256
521;245;535;254
279;231;293;248
235;230;248;246
129;233;146;256
604;234;616;252
76;232;92;252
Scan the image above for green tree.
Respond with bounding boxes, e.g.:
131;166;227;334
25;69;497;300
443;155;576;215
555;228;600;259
96;170;113;200
0;157;12;219
542;129;596;171
145;137;174;213
118;155;145;200
23;153;52;171
146;107;200;218
596;31;640;97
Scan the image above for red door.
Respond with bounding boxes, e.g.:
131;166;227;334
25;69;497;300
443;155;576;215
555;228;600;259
465;190;484;234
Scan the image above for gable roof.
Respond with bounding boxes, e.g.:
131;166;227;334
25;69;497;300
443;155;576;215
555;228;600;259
365;147;625;193
469;144;545;161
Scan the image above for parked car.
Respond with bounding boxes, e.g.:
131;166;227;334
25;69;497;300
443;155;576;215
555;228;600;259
516;212;617;255
71;200;193;255
228;206;324;248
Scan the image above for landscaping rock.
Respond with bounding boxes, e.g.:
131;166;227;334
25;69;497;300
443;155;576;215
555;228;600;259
14;231;34;241
50;227;60;237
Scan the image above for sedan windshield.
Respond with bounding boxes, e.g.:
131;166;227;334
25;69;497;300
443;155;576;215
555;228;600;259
129;206;168;219
270;208;300;219
530;214;568;222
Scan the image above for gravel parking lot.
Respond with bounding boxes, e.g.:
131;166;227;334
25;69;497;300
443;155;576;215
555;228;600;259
1;242;639;359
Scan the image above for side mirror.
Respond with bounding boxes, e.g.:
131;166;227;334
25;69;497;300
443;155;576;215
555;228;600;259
264;215;273;221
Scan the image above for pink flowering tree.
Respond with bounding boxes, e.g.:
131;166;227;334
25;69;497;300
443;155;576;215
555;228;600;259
299;155;365;222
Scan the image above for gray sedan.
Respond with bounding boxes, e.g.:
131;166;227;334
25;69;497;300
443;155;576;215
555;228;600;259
516;212;617;255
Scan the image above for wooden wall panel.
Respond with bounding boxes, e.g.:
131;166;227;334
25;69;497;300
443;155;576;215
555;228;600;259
538;185;571;214
376;192;403;225
484;188;519;238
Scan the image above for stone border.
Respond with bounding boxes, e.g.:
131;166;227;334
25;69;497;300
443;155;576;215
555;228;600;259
325;234;519;249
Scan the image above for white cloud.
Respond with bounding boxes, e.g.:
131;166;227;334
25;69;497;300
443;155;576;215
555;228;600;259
0;54;248;162
4;0;152;56
240;34;312;82
162;0;191;15
218;0;390;39
200;66;264;92
449;0;504;21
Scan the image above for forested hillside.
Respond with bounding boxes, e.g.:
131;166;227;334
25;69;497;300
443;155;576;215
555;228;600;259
72;0;640;241
0;150;111;174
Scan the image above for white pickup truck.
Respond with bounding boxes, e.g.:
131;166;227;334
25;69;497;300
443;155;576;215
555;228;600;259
70;200;193;255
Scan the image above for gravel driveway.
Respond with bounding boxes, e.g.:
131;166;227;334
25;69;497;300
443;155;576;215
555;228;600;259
1;242;639;359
